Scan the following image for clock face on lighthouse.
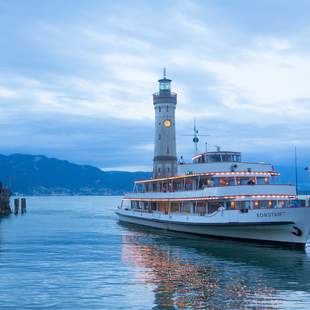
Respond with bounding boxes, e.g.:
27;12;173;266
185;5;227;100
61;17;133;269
163;119;171;128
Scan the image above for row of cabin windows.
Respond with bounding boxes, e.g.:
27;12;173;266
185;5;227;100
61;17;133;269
129;199;297;213
135;176;272;193
194;154;241;163
158;106;169;112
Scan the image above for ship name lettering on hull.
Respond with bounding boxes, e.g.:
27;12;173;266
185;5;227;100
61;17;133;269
256;211;286;218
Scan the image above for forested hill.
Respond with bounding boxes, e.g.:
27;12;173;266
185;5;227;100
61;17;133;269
0;154;151;195
0;153;308;195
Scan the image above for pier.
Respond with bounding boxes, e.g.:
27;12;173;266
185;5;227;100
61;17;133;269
0;182;12;215
0;182;27;216
13;197;27;215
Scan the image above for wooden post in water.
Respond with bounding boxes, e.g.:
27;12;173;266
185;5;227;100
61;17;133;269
14;198;19;215
21;198;26;213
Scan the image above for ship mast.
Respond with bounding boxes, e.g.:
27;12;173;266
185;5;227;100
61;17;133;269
182;119;209;154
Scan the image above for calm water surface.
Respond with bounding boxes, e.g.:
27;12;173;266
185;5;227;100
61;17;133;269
0;196;310;309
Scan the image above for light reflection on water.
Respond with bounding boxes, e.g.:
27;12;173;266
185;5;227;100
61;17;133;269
0;196;309;309
121;224;310;309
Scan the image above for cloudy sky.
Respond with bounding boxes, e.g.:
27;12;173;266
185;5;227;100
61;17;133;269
0;0;310;171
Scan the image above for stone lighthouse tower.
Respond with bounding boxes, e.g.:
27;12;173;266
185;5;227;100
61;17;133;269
153;69;177;178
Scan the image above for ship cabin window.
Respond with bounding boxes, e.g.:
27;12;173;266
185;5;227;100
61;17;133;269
196;156;205;163
131;201;141;209
227;201;236;209
196;152;241;164
218;177;235;186
257;177;270;185
144;184;148;192
232;154;241;162
174;180;183;191
290;200;301;207
222;154;232;162
253;200;276;209
229;201;250;210
198;176;212;189
236;177;257;185
135;184;143;193
237;201;251;209
151;202;157;211
208;154;221;163
208;201;223;213
195;202;207;215
170;203;180;213
278;200;287;208
185;179;193;190
181;202;192;213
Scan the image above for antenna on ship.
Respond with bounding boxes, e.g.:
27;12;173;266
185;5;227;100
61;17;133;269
182;119;209;154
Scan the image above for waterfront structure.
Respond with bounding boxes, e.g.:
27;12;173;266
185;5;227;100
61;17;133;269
153;69;177;178
116;72;310;248
0;182;11;215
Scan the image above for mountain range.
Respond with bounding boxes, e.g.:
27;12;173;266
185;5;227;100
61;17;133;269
0;153;308;195
0;154;151;195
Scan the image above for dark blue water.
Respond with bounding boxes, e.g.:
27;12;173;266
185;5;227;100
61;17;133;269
1;196;310;309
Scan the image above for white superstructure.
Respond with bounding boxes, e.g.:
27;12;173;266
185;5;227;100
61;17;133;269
116;73;310;248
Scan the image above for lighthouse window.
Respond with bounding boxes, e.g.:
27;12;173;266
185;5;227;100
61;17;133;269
166;106;168;112
159;107;161;112
158;134;161;140
160;82;170;90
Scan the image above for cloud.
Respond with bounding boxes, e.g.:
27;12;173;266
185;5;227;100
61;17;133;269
0;86;16;98
102;165;151;172
0;0;309;170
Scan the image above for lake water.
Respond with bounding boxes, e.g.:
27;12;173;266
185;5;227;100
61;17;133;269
1;196;310;309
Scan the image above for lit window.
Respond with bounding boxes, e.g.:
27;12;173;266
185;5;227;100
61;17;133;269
160;82;170;90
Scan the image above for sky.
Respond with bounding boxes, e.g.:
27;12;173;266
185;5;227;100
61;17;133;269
0;0;310;173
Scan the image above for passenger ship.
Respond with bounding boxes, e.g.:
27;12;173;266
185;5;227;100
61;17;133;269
116;71;310;248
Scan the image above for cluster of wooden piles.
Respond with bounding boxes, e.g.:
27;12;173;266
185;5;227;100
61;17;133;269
0;182;27;216
0;182;12;215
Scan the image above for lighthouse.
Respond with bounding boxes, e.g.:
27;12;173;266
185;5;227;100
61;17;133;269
153;69;177;178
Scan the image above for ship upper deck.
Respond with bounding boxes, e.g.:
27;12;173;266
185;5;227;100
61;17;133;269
192;151;241;164
178;151;273;175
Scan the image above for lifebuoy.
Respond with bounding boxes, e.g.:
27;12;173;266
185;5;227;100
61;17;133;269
292;226;303;237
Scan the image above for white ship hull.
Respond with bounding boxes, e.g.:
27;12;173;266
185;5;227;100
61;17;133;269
116;207;310;248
